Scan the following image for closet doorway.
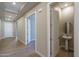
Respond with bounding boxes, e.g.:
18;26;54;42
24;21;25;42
25;12;35;45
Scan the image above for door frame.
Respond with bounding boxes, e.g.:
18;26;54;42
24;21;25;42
47;2;53;57
27;18;31;44
25;11;37;47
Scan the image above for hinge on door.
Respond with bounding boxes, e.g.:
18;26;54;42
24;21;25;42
50;38;52;40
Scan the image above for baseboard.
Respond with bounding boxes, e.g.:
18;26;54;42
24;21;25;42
18;40;25;45
60;45;74;51
35;50;45;57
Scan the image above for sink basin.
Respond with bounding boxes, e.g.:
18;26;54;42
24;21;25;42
62;34;72;40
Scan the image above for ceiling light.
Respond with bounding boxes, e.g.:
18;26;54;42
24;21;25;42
12;2;16;5
54;7;60;11
64;4;68;7
9;16;11;18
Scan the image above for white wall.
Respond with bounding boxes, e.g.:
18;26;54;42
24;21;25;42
17;16;25;44
0;20;1;38
35;3;48;56
60;6;74;35
74;2;79;57
0;20;16;38
4;22;13;37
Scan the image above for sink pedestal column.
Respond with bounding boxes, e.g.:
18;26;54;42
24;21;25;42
65;39;69;50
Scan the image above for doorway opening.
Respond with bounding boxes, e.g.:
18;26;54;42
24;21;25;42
49;2;74;57
25;13;35;48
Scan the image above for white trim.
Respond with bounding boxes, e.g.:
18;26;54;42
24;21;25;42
47;2;62;57
47;2;54;57
25;10;37;51
35;50;45;57
74;3;78;57
25;16;27;45
47;3;50;57
35;10;37;52
25;11;37;47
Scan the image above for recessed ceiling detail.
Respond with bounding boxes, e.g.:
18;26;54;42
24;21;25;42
0;2;39;21
0;2;25;21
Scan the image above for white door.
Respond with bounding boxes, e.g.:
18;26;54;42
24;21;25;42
50;8;59;56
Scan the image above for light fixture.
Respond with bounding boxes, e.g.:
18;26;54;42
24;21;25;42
9;16;11;18
54;7;60;11
64;4;68;7
12;2;16;5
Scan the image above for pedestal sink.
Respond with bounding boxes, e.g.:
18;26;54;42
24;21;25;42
62;34;72;50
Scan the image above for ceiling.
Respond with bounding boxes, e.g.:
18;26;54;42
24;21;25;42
0;2;25;21
0;2;39;22
15;2;39;21
51;2;73;9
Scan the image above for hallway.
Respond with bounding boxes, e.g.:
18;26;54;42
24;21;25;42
0;38;40;57
0;2;40;57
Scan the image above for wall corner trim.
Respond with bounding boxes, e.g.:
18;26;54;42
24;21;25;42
35;50;45;57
